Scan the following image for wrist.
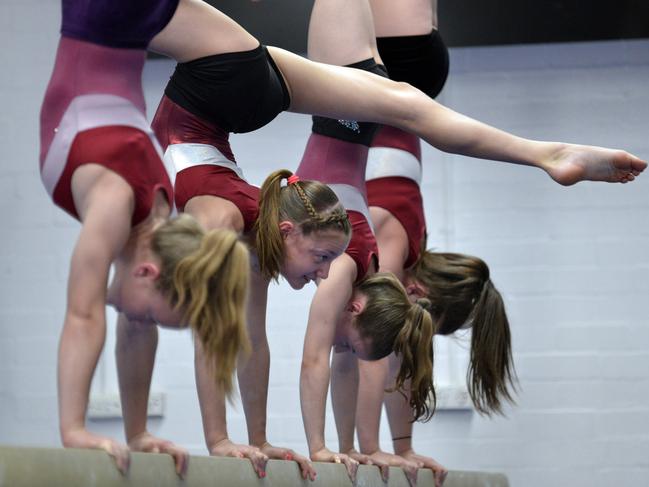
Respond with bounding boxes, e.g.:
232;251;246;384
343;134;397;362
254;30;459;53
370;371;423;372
393;440;413;456
309;443;327;458
339;442;355;455
127;430;151;444
249;435;269;449
208;435;231;452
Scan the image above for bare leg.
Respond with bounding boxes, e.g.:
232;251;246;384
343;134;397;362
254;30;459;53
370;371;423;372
308;0;380;65
149;0;258;61
369;0;436;36
269;46;646;184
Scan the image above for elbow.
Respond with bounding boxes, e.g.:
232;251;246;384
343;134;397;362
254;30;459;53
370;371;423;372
300;353;328;376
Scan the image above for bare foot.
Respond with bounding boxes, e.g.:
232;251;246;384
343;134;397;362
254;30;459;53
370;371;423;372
544;144;647;186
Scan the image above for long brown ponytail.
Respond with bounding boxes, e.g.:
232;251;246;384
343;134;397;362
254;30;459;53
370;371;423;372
410;251;516;415
468;279;516;415
354;273;436;421
253;169;351;281
151;214;250;396
392;297;436;421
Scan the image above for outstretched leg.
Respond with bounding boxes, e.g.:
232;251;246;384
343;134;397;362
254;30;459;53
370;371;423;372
270;46;646;185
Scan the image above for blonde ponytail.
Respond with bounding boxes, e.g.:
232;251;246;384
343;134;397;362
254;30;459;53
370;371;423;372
152;214;250;395
254;169;351;280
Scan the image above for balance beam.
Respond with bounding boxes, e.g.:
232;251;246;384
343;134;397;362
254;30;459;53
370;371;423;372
0;446;509;486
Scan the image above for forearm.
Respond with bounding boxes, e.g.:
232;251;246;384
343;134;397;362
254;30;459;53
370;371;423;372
58;311;106;441
385;353;414;454
238;269;271;447
238;337;270;446
195;339;229;451
330;351;359;453
356;357;389;454
115;314;158;442
300;358;332;455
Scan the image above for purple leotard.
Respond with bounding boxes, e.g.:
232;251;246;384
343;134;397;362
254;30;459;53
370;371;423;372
61;0;179;49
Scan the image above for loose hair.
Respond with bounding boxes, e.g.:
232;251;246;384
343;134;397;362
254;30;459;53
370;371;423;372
354;273;436;422
410;251;517;415
151;214;250;396
253;169;352;281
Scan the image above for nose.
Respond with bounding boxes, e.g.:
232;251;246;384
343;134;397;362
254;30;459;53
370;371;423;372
316;261;332;280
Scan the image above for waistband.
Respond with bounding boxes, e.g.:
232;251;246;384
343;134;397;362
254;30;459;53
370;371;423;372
327;183;374;234
366;147;422;185
165;143;246;181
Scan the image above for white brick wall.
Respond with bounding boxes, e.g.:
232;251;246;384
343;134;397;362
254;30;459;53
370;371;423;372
1;2;648;485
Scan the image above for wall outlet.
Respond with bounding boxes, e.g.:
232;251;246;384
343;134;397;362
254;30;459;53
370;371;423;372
88;392;165;420
435;385;473;410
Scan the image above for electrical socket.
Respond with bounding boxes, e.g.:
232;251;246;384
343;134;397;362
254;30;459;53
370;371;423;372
436;385;472;410
88;392;165;420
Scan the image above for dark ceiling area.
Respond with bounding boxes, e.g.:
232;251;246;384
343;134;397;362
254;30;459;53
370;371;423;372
208;0;649;52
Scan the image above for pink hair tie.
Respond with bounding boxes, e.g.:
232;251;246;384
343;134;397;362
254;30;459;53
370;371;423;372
287;174;300;185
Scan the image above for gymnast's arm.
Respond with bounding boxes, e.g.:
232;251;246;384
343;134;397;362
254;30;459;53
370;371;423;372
237;265;317;480
300;254;360;480
115;313;189;476
58;171;133;472
193;315;269;478
350;228;421;485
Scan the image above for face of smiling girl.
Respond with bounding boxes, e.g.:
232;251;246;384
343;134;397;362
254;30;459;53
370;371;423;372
279;226;350;289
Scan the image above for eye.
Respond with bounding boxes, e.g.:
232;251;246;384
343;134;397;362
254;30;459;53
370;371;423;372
315;254;328;263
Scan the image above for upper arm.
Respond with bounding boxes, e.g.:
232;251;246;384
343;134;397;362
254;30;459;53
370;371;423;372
245;265;270;345
66;185;132;321
370;207;408;280
301;254;357;366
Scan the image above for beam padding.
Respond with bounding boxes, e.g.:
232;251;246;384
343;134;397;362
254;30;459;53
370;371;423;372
0;446;508;486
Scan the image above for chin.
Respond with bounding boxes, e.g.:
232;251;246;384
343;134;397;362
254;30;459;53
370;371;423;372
288;279;306;290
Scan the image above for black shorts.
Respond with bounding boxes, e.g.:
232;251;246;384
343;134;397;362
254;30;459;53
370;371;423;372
311;58;388;147
164;44;290;134
377;29;449;99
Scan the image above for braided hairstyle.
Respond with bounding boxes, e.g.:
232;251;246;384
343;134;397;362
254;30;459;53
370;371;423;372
254;169;352;281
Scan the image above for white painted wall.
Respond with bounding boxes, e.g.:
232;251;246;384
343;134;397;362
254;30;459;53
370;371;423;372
1;2;648;486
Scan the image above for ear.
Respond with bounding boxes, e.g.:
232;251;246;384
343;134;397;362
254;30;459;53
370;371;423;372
278;220;296;239
347;299;364;315
406;282;427;300
133;262;161;280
